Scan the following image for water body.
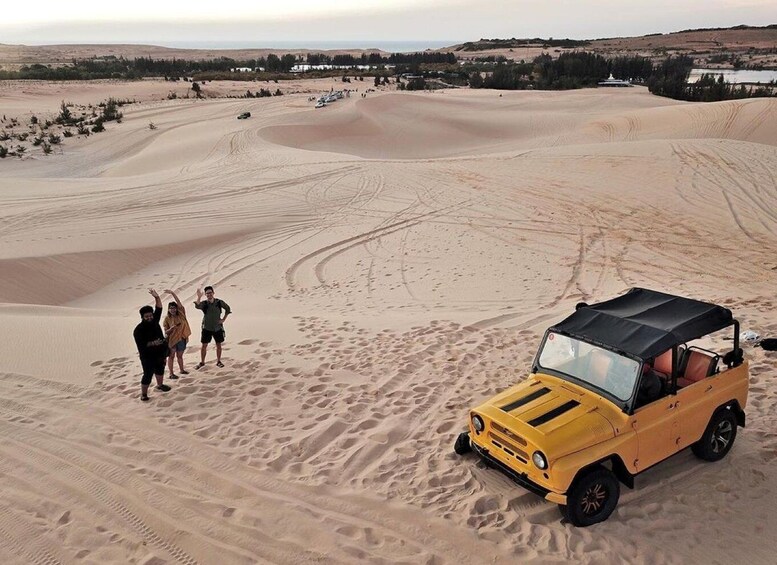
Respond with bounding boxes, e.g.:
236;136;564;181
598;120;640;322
160;40;460;53
689;69;777;84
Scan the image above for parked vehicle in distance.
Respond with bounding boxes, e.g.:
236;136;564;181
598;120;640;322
237;112;251;119
455;288;748;526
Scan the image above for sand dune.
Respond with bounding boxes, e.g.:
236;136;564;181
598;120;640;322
1;84;777;563
261;91;777;159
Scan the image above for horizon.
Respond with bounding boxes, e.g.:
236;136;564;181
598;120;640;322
4;23;776;52
3;0;776;45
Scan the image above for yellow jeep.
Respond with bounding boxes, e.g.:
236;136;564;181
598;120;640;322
455;288;748;526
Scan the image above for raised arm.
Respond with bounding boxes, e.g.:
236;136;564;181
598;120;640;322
149;289;162;322
165;289;183;308
194;287;204;309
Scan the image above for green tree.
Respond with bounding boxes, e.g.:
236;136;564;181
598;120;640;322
406;77;426;91
280;54;297;72
266;54;281;72
56;101;72;125
102;98;123;121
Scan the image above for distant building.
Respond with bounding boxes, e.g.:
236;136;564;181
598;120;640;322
598;74;633;87
290;64;390;73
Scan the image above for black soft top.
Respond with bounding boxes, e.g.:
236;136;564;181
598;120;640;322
550;288;734;360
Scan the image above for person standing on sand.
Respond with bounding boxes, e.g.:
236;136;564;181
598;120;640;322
194;285;231;369
133;289;172;401
163;289;192;379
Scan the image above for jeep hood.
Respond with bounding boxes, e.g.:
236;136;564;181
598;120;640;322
479;375;617;460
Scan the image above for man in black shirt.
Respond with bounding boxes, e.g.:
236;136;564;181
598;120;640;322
133;289;172;401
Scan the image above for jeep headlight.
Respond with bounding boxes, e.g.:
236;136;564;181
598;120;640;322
471;414;485;433
532;451;548;470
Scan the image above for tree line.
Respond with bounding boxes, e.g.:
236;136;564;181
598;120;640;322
3;51;773;104
467;52;652;90
646;55;776;101
466;52;776;101
0;52;457;81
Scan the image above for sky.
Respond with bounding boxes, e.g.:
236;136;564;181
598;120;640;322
1;0;775;45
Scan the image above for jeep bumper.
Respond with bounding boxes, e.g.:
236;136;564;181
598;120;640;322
472;441;567;505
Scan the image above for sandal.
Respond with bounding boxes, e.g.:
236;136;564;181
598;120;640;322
180;369;189;375
195;362;205;370
216;361;224;368
156;384;172;392
141;394;149;402
170;374;179;380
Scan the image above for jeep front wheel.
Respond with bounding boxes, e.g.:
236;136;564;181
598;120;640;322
559;466;620;527
454;432;471;455
691;409;737;462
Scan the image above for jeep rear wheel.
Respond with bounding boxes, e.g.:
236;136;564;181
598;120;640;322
454;432;471;455
559;466;620;527
692;409;737;462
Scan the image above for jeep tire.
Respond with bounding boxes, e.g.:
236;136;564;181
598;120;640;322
691;408;737;462
454;432;471;455
559;465;620;527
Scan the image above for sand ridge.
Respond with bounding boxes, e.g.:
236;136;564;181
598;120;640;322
1;83;777;563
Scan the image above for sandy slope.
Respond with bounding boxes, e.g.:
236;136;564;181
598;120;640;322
1;83;776;564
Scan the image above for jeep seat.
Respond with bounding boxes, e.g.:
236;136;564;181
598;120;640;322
653;349;673;376
677;349;717;388
653;345;687;377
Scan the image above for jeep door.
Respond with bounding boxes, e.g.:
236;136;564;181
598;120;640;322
673;366;748;450
631;396;680;471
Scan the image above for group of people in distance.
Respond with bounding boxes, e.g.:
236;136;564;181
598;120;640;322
133;286;232;401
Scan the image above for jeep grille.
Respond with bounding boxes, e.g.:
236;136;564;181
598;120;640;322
488;432;529;464
491;421;527;446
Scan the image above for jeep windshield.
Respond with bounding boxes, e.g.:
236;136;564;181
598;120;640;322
537;332;640;401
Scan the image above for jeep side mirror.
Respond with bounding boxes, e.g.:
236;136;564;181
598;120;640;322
722;348;743;368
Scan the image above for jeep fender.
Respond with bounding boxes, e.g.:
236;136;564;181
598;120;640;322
717;400;746;428
565;455;634;493
550;437;637;493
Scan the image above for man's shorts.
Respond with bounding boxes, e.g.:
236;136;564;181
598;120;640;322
201;329;225;344
140;356;166;385
173;338;188;352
